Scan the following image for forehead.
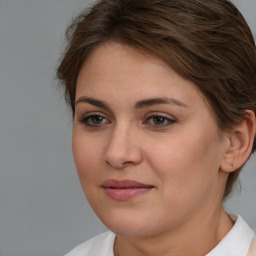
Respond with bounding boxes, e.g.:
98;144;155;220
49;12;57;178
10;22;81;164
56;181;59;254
76;42;213;112
78;42;171;83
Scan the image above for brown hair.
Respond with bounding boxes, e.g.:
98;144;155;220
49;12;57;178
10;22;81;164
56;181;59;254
57;0;256;198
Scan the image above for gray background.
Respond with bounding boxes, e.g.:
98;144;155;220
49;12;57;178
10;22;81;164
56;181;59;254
0;0;255;255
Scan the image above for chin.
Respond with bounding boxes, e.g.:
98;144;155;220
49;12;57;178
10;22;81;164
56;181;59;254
97;209;163;237
106;221;152;237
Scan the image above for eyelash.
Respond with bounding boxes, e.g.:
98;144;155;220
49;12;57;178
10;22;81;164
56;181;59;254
78;113;110;127
78;113;176;128
144;114;176;127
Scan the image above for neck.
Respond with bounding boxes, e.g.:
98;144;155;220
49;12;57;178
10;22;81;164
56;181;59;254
114;207;234;256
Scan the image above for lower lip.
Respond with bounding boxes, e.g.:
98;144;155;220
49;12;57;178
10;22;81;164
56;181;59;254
104;187;153;201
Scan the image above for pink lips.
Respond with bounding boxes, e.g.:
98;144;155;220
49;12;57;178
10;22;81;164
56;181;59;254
102;179;154;201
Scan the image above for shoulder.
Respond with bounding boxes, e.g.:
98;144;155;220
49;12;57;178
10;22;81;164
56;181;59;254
247;236;256;256
65;231;116;256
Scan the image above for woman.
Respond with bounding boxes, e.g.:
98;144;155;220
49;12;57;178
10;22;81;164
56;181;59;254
57;0;256;255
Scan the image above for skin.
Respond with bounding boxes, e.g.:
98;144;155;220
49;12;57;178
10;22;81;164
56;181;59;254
72;41;240;256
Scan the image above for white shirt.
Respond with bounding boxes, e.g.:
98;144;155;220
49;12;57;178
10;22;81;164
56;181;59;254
65;215;256;256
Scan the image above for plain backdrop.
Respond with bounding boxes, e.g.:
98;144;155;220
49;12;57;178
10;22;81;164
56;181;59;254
0;0;255;255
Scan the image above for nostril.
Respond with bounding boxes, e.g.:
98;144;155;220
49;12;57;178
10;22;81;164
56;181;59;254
105;158;137;169
122;161;135;166
105;159;123;169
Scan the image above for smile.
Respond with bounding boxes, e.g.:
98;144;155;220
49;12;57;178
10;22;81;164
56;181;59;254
101;179;154;201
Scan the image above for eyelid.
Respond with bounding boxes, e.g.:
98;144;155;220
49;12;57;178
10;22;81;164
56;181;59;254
78;111;109;120
145;112;176;120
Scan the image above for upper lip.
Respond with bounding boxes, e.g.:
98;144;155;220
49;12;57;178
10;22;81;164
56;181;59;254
102;179;154;189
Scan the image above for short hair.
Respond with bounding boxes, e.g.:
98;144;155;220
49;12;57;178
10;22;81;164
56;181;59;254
57;0;256;198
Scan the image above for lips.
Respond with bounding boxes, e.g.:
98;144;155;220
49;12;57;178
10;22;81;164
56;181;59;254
102;179;154;201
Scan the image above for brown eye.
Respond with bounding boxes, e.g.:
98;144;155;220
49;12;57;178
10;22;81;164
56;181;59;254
91;115;104;124
145;114;176;127
79;114;110;127
152;116;167;125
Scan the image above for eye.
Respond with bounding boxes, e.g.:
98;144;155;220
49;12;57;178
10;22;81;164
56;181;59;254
144;114;176;127
79;113;110;127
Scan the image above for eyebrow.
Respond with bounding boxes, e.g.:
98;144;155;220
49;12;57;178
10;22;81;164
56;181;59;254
75;97;112;111
75;96;188;110
135;97;188;109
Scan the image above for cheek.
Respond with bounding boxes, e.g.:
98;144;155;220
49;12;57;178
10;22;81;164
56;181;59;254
146;130;222;194
72;130;102;183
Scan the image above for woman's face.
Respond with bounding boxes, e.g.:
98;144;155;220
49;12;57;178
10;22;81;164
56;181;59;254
73;42;229;237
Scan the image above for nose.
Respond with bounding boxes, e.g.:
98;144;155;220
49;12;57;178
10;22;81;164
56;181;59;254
104;125;143;169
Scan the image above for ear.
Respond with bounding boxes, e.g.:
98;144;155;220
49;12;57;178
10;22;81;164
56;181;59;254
220;110;256;173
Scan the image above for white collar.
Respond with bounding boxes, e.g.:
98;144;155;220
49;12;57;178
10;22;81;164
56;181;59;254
206;214;255;256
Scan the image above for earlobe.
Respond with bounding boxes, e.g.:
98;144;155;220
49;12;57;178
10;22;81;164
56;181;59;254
220;110;256;173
